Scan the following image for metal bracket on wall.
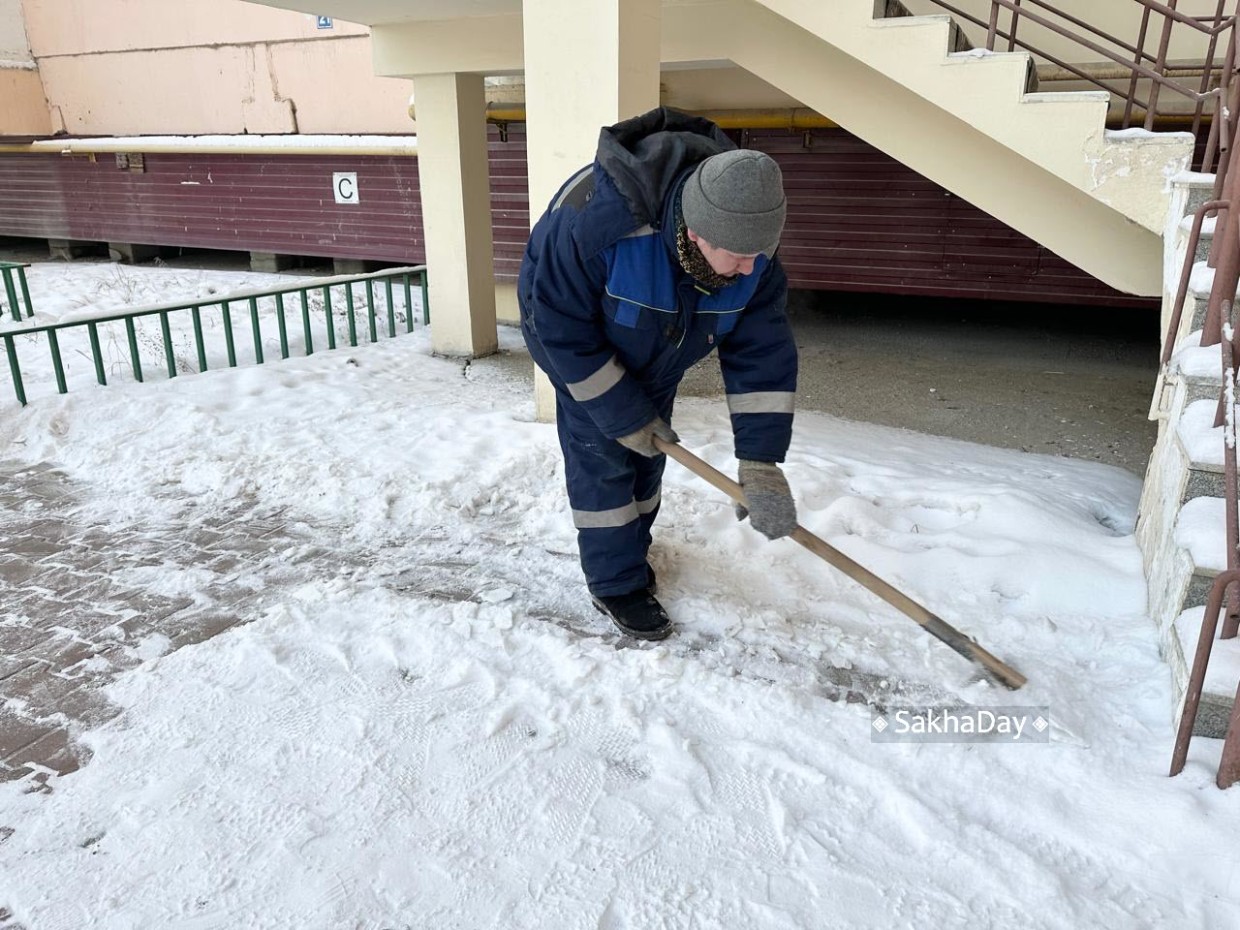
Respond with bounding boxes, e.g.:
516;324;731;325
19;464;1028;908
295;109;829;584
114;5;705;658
115;153;145;173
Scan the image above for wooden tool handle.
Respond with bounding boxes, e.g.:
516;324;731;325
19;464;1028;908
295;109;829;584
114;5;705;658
654;437;1027;690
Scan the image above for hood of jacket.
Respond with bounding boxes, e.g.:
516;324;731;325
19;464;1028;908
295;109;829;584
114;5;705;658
595;108;735;230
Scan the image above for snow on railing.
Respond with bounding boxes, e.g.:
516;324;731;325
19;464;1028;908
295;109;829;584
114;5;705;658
0;266;428;406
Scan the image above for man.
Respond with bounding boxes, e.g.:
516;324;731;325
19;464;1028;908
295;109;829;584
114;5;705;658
519;107;799;641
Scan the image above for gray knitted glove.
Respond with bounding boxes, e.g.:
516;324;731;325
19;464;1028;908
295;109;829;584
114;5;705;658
616;417;679;457
736;460;797;540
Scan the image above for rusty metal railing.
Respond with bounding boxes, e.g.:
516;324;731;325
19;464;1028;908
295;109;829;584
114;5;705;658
923;0;1240;170
1165;74;1240;787
1172;560;1240;786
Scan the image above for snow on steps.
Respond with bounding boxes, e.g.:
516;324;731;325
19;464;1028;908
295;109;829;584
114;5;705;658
1140;240;1240;734
1138;172;1239;737
1140;398;1238;736
1172;606;1240;738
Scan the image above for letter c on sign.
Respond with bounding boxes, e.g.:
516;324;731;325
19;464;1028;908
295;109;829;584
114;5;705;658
332;172;359;205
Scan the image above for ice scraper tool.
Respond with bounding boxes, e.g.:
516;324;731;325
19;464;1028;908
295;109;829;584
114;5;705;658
653;437;1028;690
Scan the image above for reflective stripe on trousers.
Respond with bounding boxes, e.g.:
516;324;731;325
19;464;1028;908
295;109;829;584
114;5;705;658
555;385;675;597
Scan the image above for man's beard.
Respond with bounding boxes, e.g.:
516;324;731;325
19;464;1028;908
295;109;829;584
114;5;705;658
675;215;737;291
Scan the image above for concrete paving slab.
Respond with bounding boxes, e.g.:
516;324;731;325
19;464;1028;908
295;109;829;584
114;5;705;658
0;460;312;787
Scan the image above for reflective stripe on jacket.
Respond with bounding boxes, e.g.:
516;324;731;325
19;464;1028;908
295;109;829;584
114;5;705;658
519;109;798;462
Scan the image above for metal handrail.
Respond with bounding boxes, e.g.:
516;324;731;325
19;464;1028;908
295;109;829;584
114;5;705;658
0;261;33;322
1163;67;1240;787
1162;200;1229;366
925;0;1240;168
0;265;428;406
1168;269;1240;786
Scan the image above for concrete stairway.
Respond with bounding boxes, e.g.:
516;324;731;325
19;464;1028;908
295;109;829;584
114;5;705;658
667;0;1194;296
1139;173;1240;737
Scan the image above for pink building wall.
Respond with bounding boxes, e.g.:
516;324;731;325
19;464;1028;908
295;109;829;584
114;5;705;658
17;0;413;135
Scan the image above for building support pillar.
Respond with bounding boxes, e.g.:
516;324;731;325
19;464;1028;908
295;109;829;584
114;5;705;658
410;72;498;358
522;0;662;420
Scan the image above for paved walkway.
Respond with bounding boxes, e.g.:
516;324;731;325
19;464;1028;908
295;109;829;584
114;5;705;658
0;454;949;801
0;459;343;791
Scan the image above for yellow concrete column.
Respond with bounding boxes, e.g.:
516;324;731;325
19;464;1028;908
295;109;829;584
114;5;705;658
410;72;498;358
522;0;661;420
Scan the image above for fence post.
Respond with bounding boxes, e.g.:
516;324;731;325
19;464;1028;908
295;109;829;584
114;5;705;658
420;271;430;325
2;268;21;323
4;334;26;405
16;267;31;319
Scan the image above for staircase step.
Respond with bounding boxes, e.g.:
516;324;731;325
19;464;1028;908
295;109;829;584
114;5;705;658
1185;566;1222;615
878;0;1030;83
949;21;971;54
1174;606;1240;738
1176;495;1230;617
1182;174;1219;212
1169;327;1225;381
1179;399;1225;476
879;0;913;18
1021;89;1111;106
947;48;1039;93
1183;464;1228;503
1178;495;1227;573
739;0;1186;287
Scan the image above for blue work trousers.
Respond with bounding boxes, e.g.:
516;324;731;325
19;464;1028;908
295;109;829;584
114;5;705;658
555;386;676;597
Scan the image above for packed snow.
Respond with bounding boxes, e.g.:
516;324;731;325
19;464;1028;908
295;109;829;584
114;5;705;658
1;262;1238;929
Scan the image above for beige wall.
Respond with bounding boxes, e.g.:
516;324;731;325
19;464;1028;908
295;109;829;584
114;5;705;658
1;0;51;135
0;68;52;133
21;0;412;135
21;0;369;54
661;67;799;111
1;0;33;60
495;282;519;325
17;0;1216;138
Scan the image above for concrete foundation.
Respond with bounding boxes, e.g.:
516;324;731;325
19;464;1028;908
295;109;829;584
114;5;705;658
48;239;105;261
108;242;161;264
250;251;298;273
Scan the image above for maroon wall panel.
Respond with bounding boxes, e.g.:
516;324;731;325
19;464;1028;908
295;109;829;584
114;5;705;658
0;123;1149;307
0;154;71;242
490;124;530;280
0;150;426;262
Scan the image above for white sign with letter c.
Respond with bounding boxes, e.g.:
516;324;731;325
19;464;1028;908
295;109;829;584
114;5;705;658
333;172;359;205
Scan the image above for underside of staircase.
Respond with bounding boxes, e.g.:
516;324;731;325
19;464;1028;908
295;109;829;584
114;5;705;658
666;0;1195;296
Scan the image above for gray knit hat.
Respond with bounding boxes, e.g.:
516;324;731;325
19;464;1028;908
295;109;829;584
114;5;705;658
682;149;786;257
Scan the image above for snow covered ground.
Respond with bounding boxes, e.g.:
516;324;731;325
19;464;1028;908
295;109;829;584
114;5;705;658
1;263;1238;929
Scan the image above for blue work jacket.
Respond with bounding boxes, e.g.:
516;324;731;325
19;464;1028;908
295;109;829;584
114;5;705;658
518;108;798;463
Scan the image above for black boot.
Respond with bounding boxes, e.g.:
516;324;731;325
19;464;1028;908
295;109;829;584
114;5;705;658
592;588;672;640
646;563;657;595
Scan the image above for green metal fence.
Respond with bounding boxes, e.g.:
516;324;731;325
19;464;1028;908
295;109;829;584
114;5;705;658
1;265;428;406
1;261;34;322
